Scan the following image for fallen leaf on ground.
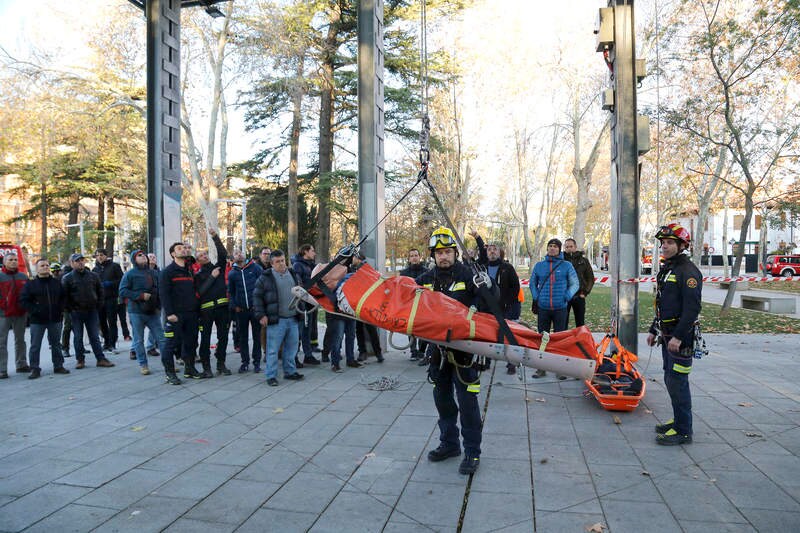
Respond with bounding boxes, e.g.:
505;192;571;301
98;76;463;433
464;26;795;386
131;426;146;432
612;415;622;425
130;510;141;517
641;471;650;476
737;402;753;407
540;458;548;464
535;398;546;403
586;523;606;532
68;396;76;400
644;409;653;414
273;407;284;414
744;432;763;438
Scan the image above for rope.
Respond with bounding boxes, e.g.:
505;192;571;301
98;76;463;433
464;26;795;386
360;375;424;391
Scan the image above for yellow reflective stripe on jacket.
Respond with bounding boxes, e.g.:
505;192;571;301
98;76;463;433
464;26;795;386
666;274;677;282
466;306;477;339
355;278;385;319
406;289;424;335
422;283;433;290
466;383;480;393
672;363;692;374
449;281;466;291
216;297;228;304
164;331;174;338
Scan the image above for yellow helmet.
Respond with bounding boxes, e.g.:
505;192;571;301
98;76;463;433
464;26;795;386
429;226;457;250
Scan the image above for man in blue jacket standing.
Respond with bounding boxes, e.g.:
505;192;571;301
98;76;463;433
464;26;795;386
119;250;164;377
529;238;579;378
228;249;263;373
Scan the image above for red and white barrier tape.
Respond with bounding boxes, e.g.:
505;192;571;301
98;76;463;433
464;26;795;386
520;275;798;287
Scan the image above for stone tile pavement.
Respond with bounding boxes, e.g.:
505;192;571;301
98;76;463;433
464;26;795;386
0;331;798;532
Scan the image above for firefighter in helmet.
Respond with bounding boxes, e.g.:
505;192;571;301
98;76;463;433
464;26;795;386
646;223;702;446
414;226;484;474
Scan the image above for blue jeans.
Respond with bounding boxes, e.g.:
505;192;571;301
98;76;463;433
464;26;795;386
71;310;106;361
327;316;355;366
237;309;262;366
265;317;299;379
28;322;64;370
130;312;164;367
537;307;568;333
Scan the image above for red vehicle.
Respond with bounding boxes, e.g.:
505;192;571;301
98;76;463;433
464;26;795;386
0;243;29;277
763;255;800;277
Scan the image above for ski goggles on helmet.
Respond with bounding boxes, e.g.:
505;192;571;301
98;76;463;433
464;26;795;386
429;233;457;249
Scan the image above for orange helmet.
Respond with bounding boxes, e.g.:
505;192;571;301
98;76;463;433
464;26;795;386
655;223;691;245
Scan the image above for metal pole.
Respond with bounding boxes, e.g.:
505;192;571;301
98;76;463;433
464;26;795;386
146;0;164;264
609;0;640;352
357;0;386;272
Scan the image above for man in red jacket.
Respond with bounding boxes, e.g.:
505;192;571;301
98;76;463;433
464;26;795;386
0;253;30;377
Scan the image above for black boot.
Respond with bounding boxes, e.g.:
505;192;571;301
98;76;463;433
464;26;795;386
183;364;202;379
165;372;182;385
200;362;214;379
427;444;460;462
28;368;41;380
216;363;232;376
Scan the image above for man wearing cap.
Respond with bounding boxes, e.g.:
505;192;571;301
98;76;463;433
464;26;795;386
20;259;69;378
61;253;115;369
120;249;164;376
529;238;579;378
0;252;30;377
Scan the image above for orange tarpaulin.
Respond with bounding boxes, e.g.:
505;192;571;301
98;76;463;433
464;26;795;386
310;263;596;360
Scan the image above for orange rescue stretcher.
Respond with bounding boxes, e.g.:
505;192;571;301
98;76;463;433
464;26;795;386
297;263;646;410
296;263;598;380
585;334;646;412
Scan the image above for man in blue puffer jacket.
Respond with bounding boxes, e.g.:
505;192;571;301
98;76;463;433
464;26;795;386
119;250;164;376
228;249;264;373
529;238;579;378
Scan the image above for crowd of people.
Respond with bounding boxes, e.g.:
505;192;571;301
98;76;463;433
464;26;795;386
1;221;701;466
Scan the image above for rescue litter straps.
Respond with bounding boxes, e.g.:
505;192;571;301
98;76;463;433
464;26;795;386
406;289;423;335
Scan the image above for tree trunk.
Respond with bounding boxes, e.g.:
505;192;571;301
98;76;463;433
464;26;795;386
692;146;725;265
67;198;80;254
40;182;47;258
288;56;304;257
106;196;116;256
96;196;105;251
317;36;336;261
721;188;755;314
572;118;609;249
722;199;730;278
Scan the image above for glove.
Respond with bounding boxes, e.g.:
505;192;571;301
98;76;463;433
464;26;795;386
531;300;538;315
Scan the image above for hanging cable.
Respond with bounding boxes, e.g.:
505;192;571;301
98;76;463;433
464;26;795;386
419;0;430;164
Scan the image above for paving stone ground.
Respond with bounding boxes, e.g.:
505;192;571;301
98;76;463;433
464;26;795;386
0;330;798;532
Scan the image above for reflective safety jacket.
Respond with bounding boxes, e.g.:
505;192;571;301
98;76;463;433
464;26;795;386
649;253;702;346
196;235;229;310
415;261;480;309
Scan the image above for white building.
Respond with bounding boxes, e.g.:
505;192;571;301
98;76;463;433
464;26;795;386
675;209;798;256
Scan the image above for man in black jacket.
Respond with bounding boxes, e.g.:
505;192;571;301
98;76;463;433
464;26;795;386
20;259;70;378
253;249;304;386
417;227;484;475
563;238;595;328
61;253;115;369
196;228;231;377
93;249;125;353
399;248;428;361
160;242;203;384
471;231;521;374
292;244;321;365
646;223;702;446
